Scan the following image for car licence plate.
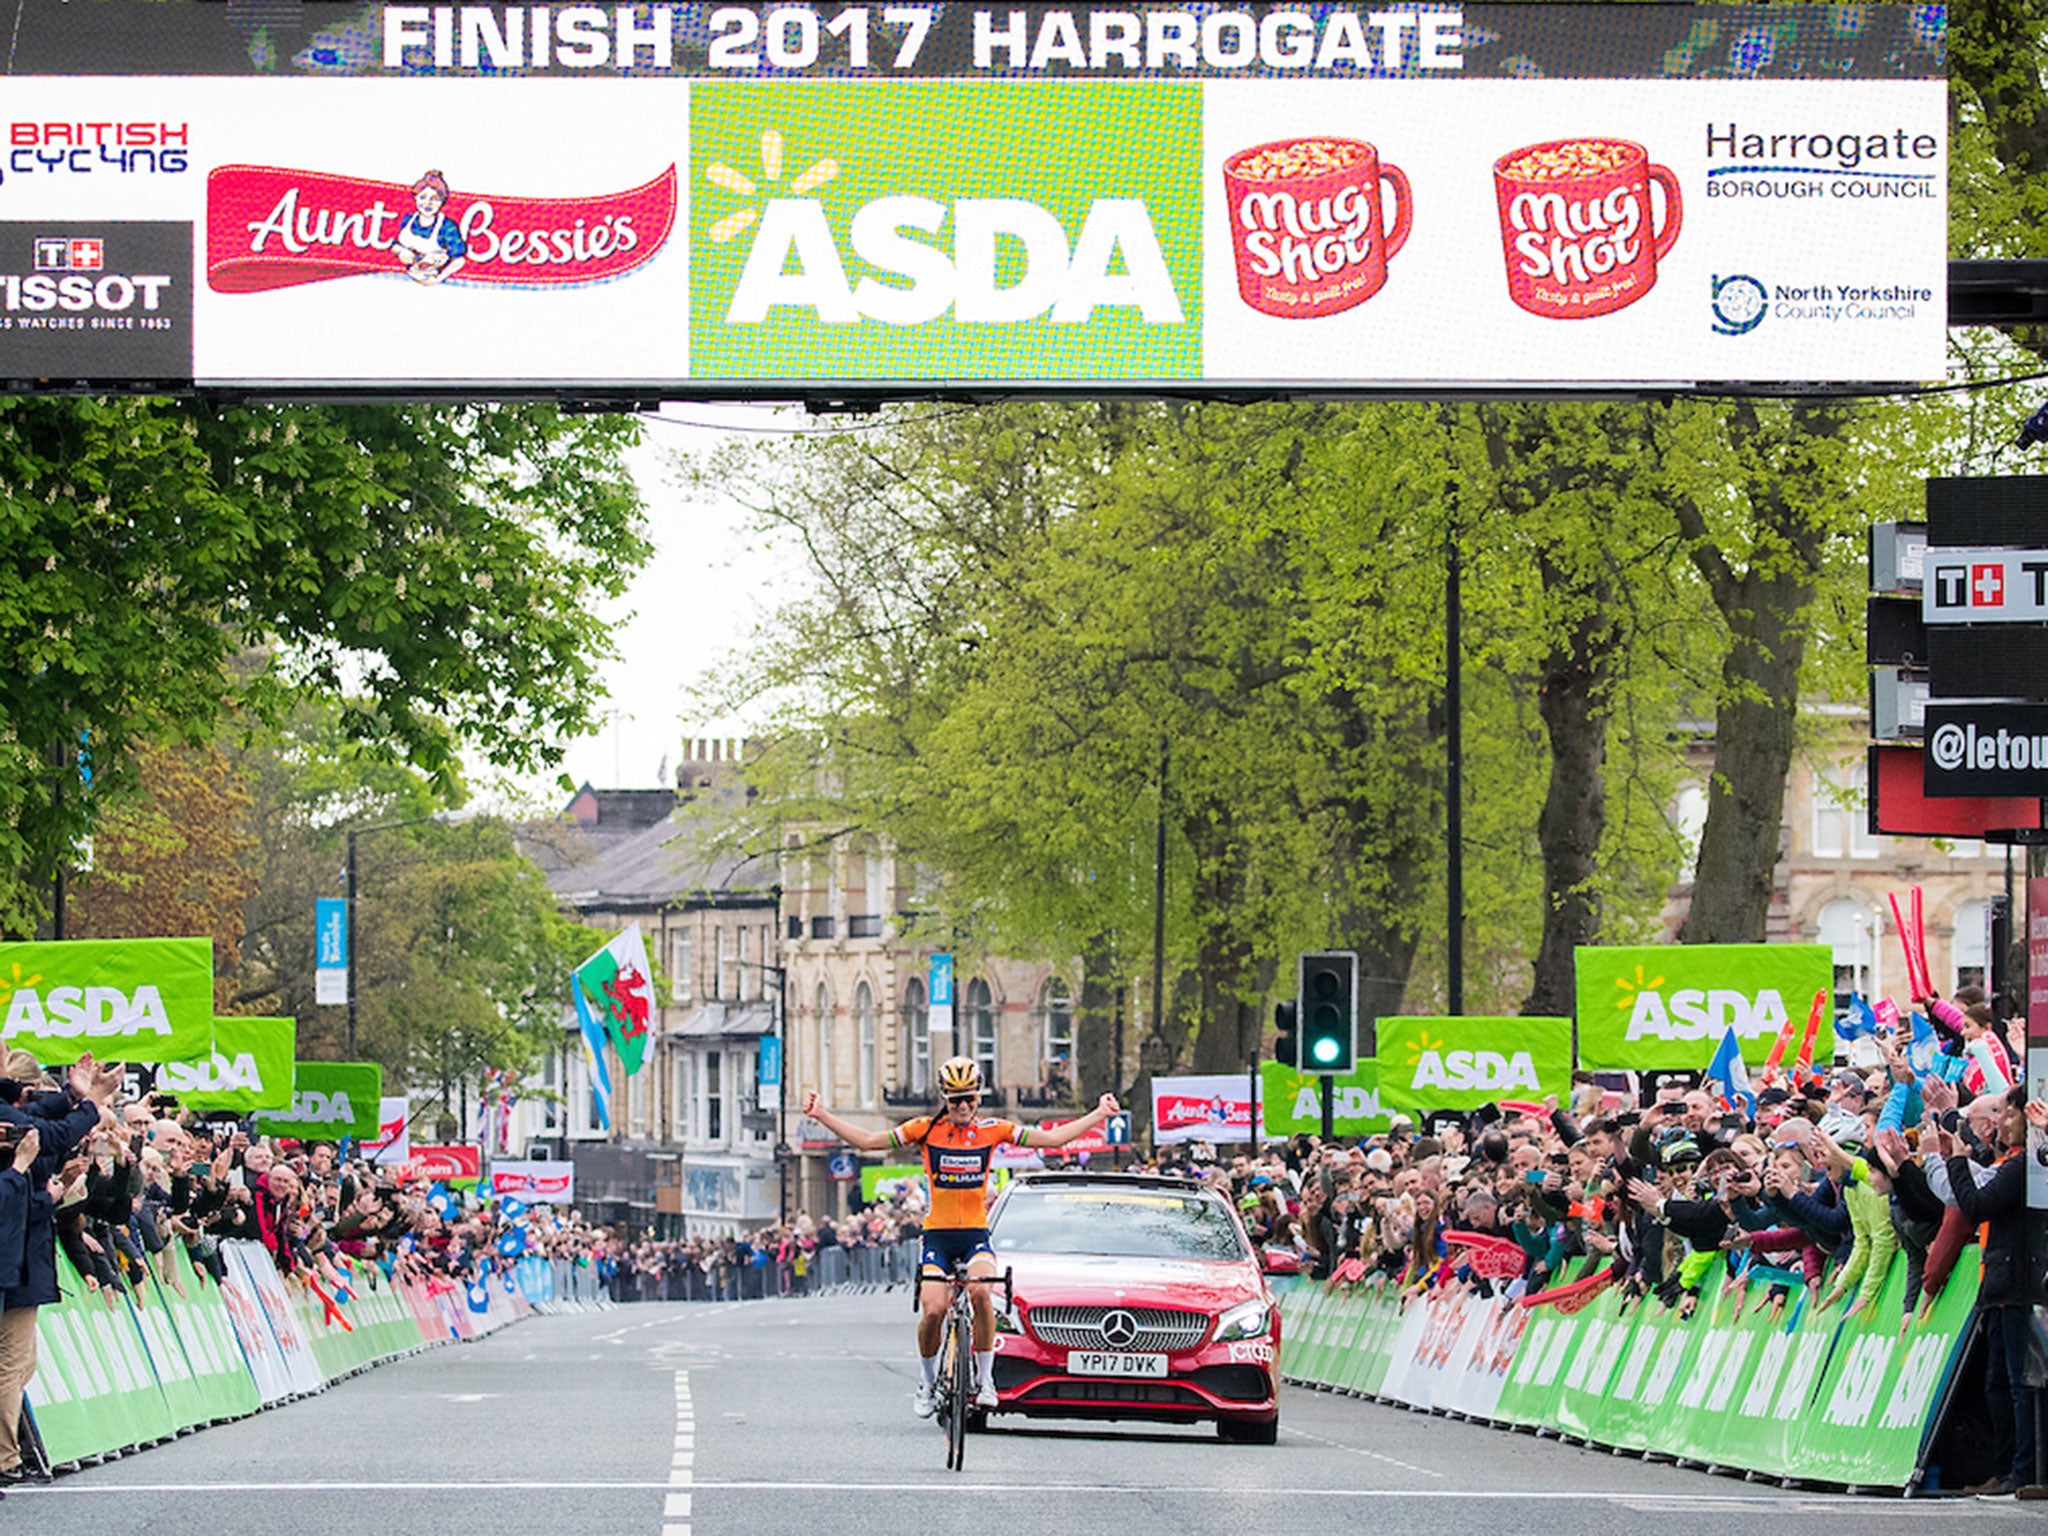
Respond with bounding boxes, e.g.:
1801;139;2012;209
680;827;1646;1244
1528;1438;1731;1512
1066;1351;1167;1378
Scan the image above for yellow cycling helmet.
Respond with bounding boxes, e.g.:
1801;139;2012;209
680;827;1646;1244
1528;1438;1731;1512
936;1057;982;1097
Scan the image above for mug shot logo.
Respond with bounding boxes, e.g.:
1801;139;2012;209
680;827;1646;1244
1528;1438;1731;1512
205;163;677;292
1711;273;1767;335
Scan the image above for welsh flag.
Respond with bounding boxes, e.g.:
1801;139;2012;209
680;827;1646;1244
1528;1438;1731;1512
572;922;655;1077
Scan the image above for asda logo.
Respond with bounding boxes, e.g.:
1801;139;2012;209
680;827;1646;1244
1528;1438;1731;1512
690;83;1201;381
1289;1084;1385;1121
1622;985;1789;1042
1409;1048;1540;1093
270;1090;357;1126
2;984;174;1040
726;195;1184;327
159;1052;266;1095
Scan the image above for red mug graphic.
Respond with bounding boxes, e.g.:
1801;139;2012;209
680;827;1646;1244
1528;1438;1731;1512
1223;137;1411;319
1493;138;1681;319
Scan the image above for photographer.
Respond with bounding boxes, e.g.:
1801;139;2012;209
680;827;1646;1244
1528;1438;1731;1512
0;1048;122;1486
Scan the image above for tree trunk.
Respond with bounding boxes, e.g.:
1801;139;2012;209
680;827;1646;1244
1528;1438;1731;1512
1677;589;1805;942
1524;555;1611;1014
1673;402;1846;944
1075;936;1118;1101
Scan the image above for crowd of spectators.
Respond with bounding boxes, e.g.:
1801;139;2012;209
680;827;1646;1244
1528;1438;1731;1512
0;1047;627;1491
1154;987;2045;1498
614;1186;929;1302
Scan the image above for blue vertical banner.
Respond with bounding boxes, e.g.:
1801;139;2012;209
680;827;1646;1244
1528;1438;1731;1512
929;952;955;1048
314;897;348;1005
757;1034;782;1112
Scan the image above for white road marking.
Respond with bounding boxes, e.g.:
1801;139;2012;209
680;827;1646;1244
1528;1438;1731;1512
663;1368;692;1536
20;1481;2018;1508
1281;1424;1443;1479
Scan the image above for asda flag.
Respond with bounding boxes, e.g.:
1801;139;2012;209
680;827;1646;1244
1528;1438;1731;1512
572;923;655;1077
254;1061;382;1139
1575;943;1834;1072
160;1016;296;1113
0;937;213;1063
1261;1059;1393;1137
1378;1016;1573;1116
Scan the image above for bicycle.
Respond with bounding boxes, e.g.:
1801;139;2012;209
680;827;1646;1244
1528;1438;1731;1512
929;1260;1013;1472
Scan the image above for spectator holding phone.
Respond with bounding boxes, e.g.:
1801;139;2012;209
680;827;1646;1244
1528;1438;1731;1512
0;1048;122;1486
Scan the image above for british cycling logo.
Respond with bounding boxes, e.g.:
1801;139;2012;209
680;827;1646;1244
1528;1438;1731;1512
1712;273;1767;336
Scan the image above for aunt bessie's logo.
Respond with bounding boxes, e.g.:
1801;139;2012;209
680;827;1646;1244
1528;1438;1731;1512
205;163;676;293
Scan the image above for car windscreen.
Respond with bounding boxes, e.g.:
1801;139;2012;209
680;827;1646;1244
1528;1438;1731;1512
989;1188;1249;1262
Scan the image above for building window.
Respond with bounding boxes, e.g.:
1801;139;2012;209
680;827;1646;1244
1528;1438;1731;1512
1813;761;1879;860
864;844;887;917
967;977;997;1086
788;915;803;940
902;977;930;1094
737;924;751;1000
849;914;883;939
706;1050;723;1141
542;1048;560;1132
674;1052;692;1140
713;927;728;1001
1817;897;1879;1001
628;1057;650;1138
1953;897;1992;991
671;930;692;1003
857;980;877;1107
811;915;836;940
1673;783;1707;882
816;982;833;1101
1041;978;1074;1082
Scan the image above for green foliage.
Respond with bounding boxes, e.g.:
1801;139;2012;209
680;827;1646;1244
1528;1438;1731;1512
229;699;602;1095
0;398;648;936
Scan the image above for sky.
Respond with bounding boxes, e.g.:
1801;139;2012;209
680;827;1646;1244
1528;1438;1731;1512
474;402;801;814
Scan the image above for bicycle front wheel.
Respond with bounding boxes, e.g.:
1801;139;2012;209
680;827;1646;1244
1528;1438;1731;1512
944;1308;970;1470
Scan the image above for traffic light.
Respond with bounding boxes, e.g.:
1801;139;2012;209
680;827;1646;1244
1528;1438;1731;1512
1273;1001;1299;1068
1298;951;1358;1074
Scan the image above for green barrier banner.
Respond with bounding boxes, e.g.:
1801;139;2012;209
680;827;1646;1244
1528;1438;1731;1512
0;936;214;1063
1378;1016;1573;1116
255;1061;383;1139
1575;943;1834;1071
27;1250;178;1464
1788;1252;1977;1485
1260;1061;1392;1137
148;1242;263;1425
162;1016;297;1113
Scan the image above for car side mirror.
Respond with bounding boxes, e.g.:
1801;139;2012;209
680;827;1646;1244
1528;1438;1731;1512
1259;1248;1297;1275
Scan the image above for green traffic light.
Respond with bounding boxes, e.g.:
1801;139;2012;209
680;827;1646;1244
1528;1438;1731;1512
1311;1037;1340;1064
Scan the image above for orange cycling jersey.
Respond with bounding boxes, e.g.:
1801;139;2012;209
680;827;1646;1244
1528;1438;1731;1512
890;1115;1031;1230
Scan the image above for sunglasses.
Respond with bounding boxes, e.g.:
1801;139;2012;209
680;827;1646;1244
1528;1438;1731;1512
944;1094;979;1106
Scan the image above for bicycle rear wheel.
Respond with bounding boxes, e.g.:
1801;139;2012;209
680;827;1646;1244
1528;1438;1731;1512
944;1308;970;1470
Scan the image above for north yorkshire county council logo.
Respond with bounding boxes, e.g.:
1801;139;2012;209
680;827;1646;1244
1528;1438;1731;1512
1712;273;1767;335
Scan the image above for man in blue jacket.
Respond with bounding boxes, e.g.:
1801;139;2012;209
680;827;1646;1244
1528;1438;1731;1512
0;1123;40;1502
0;1049;122;1486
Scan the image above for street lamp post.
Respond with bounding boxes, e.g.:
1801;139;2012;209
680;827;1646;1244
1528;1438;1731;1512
733;956;790;1223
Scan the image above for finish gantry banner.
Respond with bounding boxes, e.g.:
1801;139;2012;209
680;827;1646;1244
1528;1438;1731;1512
0;3;1947;393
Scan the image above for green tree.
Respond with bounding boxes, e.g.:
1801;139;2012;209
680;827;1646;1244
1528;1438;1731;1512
0;399;648;937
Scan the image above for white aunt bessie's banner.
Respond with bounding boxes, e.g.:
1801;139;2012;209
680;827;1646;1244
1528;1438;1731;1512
0;3;1946;392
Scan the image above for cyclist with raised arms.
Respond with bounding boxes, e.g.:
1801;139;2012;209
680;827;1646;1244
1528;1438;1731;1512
803;1057;1120;1416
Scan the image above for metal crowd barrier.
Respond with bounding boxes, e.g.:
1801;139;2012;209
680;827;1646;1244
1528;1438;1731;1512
604;1239;924;1305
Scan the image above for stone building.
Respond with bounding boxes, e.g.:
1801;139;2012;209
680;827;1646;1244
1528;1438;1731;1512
775;826;1082;1219
518;741;783;1238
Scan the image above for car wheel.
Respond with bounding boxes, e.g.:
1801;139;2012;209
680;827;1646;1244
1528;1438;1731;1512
1217;1415;1279;1445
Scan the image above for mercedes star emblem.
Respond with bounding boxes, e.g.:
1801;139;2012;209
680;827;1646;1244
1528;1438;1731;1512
1098;1309;1140;1349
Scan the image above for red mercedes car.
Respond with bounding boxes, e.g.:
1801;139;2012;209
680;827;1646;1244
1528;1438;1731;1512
983;1171;1283;1443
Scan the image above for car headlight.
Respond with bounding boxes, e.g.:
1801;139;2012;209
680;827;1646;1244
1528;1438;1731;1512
1214;1300;1268;1343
